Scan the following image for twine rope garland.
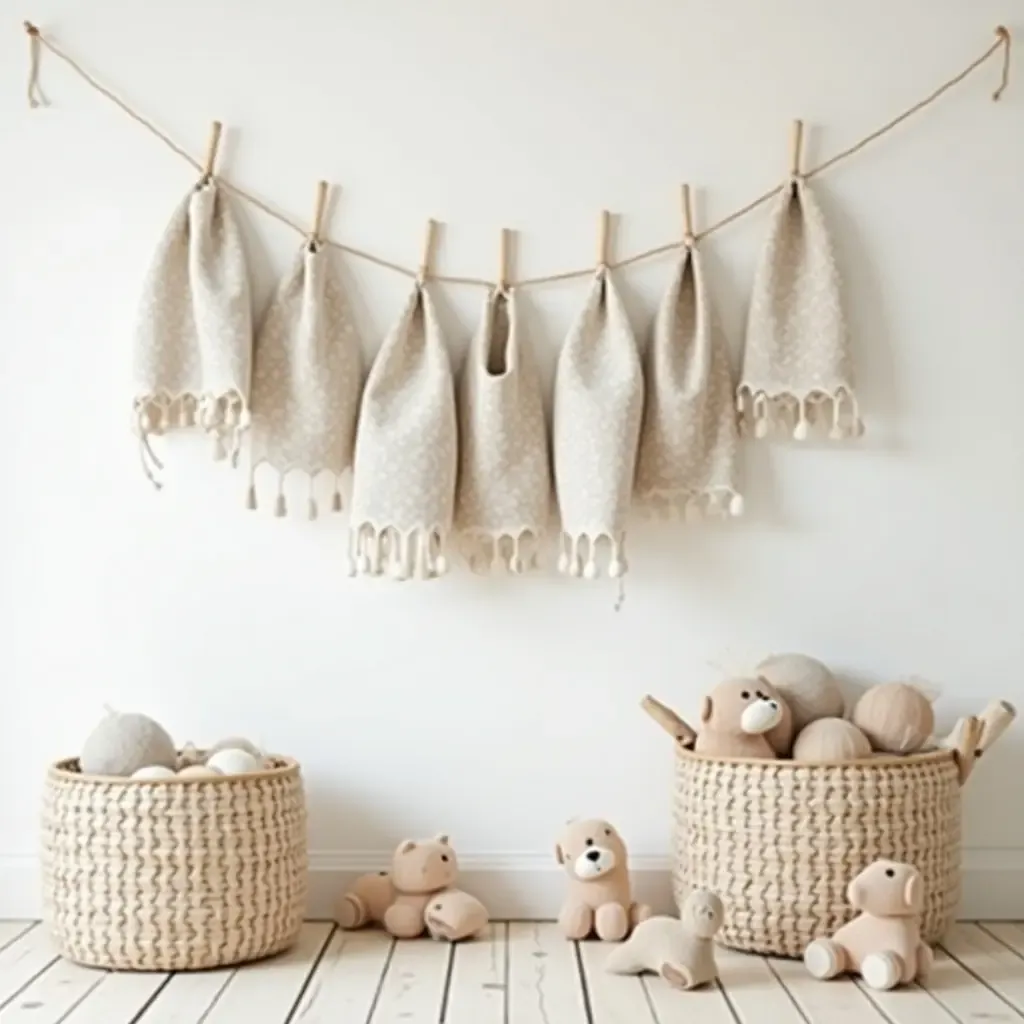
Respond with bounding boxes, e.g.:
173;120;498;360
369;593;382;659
22;21;1011;291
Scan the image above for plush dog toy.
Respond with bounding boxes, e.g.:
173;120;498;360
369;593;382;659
335;835;488;941
803;859;933;990
555;818;652;940
605;889;725;990
694;677;788;759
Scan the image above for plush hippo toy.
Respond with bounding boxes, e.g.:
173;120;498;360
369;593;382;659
605;889;725;990
694;677;789;759
555;818;652;941
804;859;933;990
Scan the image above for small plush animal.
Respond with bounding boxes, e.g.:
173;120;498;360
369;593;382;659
605;889;725;990
335;835;488;941
555;818;651;941
694;678;787;759
803;859;933;990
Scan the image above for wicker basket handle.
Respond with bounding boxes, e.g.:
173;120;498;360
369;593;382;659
640;695;697;749
948;700;1016;785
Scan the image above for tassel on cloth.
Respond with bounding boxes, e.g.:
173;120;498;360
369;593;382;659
348;279;457;580
553;265;643;579
737;173;861;441
246;236;362;516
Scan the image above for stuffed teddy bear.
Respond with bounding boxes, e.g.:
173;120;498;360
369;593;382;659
803;859;933;990
335;835;488;941
555;818;652;941
694;677;788;759
605;889;725;990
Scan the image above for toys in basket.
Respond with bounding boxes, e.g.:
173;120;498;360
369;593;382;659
335;835;489;941
804;859;933;990
555;818;652;940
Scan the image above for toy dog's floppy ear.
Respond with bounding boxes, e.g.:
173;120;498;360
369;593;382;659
555;844;565;865
435;834;450;845
846;874;866;910
904;873;923;913
397;840;417;855
700;696;713;723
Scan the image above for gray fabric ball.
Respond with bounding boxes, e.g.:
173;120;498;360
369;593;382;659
80;711;177;776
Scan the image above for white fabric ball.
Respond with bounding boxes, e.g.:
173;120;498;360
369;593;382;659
207;736;263;760
130;764;177;780
81;711;177;777
177;764;222;778
206;748;263;775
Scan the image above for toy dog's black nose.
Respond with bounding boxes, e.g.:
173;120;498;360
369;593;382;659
586;849;601;862
767;700;778;709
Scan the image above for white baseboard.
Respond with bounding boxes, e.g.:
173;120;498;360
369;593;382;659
4;848;1024;922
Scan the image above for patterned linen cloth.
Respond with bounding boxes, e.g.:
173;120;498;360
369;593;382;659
553;267;644;579
247;243;362;518
738;176;861;440
455;288;551;573
348;281;457;580
131;179;253;484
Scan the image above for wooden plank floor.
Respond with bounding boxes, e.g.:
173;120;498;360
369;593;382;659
2;920;1024;1023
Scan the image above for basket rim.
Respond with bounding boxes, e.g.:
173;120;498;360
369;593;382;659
47;754;301;785
675;745;957;769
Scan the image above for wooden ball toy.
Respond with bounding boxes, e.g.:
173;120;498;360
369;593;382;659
177;764;223;779
130;764;177;780
792;718;872;762
80;709;177;776
852;682;935;755
756;653;844;733
206;747;263;775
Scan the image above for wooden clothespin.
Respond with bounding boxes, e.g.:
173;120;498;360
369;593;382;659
789;119;805;192
681;183;695;247
418;218;438;283
202;121;223;182
308;180;329;251
597;209;611;269
497;228;512;292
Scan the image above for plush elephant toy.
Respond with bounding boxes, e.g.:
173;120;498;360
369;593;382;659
804;859;933;990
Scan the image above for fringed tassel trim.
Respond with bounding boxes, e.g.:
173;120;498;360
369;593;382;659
637;487;744;522
459;529;541;576
557;531;628;580
245;466;346;520
736;386;863;441
348;523;450;581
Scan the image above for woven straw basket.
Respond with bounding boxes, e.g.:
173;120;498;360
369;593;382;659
41;755;308;971
672;747;962;958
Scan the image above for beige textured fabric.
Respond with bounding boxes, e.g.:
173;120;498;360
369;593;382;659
131;180;253;484
553;267;644;579
247;244;363;519
635;245;742;520
349;281;457;580
42;755;307;971
738;177;862;441
455;288;551;573
672;747;960;958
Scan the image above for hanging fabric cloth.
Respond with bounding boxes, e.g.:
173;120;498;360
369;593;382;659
737;121;862;441
131;123;253;486
455;277;551;574
553;213;644;579
635;188;742;519
246;183;363;519
348;229;457;580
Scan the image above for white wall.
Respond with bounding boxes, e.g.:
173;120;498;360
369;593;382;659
2;0;1022;919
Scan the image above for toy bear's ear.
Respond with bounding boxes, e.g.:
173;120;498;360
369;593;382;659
397;840;417;855
700;696;713;723
435;834;450;846
554;844;565;865
904;873;923;912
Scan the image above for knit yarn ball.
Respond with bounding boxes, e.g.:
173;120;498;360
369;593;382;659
80;710;177;777
852;682;935;755
792;717;872;763
756;653;844;733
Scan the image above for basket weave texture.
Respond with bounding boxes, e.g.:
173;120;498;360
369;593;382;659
672;748;961;958
42;755;308;971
